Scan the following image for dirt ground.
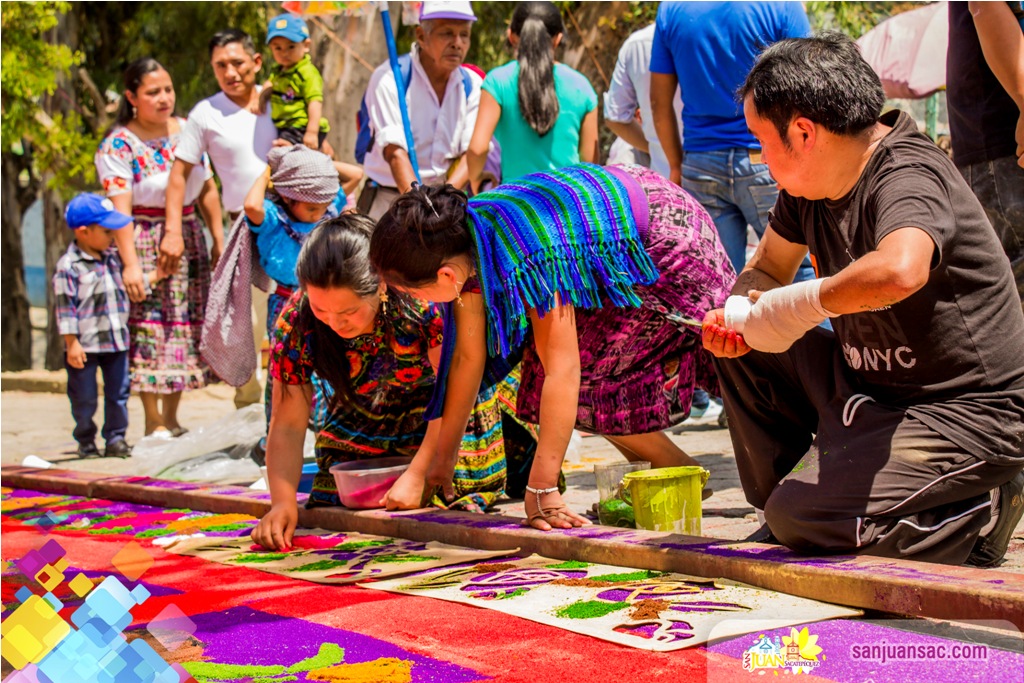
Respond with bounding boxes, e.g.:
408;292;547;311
2;379;1022;572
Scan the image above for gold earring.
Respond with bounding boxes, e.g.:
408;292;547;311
454;282;463;307
380;290;388;314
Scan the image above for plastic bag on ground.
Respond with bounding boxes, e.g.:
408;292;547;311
131;405;266;476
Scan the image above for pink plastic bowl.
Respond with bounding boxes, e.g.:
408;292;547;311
329;456;413;509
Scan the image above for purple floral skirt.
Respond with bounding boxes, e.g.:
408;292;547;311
517;165;736;435
127;208;212;394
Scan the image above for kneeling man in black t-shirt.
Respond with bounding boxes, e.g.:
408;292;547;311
702;32;1024;566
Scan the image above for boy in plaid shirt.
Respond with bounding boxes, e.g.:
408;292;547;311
54;194;167;457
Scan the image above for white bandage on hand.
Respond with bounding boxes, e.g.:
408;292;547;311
740;278;837;353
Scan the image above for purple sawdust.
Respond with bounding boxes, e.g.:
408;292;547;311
182;606;483;683
710;619;1024;682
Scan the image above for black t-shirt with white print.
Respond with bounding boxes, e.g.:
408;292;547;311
770;110;1024;465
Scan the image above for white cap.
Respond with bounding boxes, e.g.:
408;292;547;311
419;1;476;22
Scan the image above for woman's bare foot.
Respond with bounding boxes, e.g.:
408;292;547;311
524;487;591;531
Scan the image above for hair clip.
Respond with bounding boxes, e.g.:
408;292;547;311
412;182;440;219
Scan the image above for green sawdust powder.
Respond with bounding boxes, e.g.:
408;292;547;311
546;560;590;569
287;643;345;673
556;600;630;619
87;526;133;535
183;661;286;681
372;554;439;563
135;528;176;538
252;677;296;683
497;588;528;599
202;523;255;532
593;570;662;582
334;540;392;551
234;552;289;563
289;559;349;572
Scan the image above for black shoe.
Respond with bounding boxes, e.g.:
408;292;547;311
76;442;99;458
966;470;1024;568
103;439;132;459
744;522;780;545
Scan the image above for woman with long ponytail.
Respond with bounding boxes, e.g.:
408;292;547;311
466;2;599;190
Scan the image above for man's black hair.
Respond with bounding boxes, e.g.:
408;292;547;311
208;29;257;58
739;32;886;145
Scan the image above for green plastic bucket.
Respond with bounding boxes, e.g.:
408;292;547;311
621;466;709;535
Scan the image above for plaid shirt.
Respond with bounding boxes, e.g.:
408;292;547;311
52;241;130;353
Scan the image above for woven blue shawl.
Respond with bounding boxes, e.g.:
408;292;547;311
467;163;658;357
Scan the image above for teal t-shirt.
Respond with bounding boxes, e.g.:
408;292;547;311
482;61;597;181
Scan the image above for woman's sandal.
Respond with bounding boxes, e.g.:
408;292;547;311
525;485;578;527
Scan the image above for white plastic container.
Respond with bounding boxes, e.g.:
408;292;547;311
329;456;413;509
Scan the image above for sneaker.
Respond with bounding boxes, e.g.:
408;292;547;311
966;470;1024;568
103;439;132;459
76;442;99;458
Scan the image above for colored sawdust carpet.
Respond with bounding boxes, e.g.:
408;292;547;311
4;485;1023;683
163;532;516;583
362;555;861;651
0;487;259;540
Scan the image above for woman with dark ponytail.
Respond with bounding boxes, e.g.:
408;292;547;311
251;215;534;551
466;2;599;190
371;165;736;531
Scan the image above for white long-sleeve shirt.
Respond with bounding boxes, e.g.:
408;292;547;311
362;44;482;187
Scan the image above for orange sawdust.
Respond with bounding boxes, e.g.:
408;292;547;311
308;657;412;682
164;513;256;532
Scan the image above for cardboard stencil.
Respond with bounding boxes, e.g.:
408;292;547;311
362;555;862;651
164;529;518;583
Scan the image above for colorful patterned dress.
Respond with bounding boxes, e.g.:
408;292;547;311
270;293;526;511
483;164;737;434
95;120;213;393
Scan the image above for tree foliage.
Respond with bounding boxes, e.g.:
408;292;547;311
1;1;95;193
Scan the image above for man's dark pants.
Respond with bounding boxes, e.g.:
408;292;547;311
66;350;130;446
958;155;1024;309
715;327;1020;564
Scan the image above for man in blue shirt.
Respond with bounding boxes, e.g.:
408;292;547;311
650;2;814;280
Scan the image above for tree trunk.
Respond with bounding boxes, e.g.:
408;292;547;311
1;152;34;371
312;3;398;163
42;8;79;370
42;188;70;371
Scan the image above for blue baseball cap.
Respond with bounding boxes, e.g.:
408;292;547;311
267;14;310;44
65;194;132;230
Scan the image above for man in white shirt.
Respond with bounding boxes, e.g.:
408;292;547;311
165;29;278;408
603;24;682;179
358;0;480;219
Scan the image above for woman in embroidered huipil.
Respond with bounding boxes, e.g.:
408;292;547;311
251;215;535;551
95;58;222;438
370;164;736;530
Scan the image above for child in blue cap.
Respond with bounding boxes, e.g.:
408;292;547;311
261;13;331;150
54;194;169;458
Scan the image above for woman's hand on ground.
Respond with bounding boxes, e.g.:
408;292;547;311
121;263;147;303
525;489;590;531
158;232;185;273
381;468;429;510
251;502;297;551
701;309;751;359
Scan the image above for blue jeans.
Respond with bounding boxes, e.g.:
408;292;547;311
66;350;130;446
682;149;815;282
